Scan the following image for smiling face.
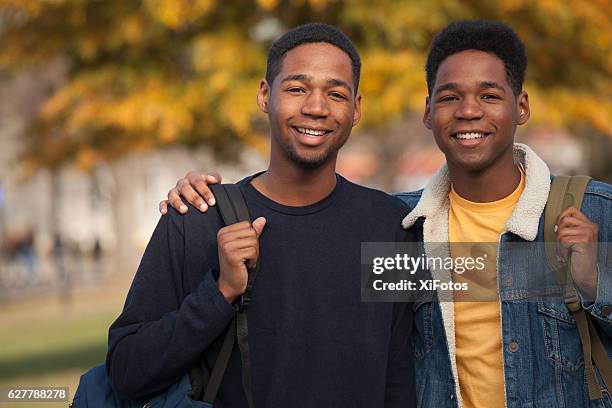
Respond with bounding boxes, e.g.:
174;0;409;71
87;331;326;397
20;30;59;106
258;42;361;170
424;50;530;175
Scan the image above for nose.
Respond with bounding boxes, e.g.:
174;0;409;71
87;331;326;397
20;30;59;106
455;95;484;120
301;90;330;118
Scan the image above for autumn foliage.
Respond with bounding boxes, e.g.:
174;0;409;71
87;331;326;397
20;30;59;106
0;0;610;171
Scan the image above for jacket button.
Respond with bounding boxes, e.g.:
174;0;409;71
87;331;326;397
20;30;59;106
507;341;519;353
142;404;151;408
503;276;513;286
602;306;611;317
450;393;455;400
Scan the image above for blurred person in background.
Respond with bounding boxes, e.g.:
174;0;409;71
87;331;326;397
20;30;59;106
162;20;611;408
1;226;38;285
107;23;415;407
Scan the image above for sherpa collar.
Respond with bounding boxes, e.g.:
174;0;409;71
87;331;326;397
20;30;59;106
401;143;551;241
399;143;551;408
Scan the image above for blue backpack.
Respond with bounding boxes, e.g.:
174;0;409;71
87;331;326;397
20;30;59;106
72;365;209;407
71;184;258;408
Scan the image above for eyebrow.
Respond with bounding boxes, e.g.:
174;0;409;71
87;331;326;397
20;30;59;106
434;81;506;95
478;81;506;92
281;74;353;93
281;74;310;83
326;78;353;93
433;82;458;95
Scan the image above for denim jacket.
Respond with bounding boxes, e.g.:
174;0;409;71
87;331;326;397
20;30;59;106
394;143;612;408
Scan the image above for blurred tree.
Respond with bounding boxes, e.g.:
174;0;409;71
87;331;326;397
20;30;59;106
0;0;610;174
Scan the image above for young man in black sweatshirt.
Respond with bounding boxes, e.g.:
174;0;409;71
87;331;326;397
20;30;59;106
107;23;415;407
162;21;611;408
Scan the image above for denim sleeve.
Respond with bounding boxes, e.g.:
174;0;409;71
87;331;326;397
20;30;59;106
581;182;612;338
106;210;236;400
582;264;612;332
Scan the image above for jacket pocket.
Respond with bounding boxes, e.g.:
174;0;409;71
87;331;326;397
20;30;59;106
537;299;584;372
413;301;434;359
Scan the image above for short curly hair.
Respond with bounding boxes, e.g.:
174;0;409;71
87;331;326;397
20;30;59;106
426;20;527;95
266;23;361;95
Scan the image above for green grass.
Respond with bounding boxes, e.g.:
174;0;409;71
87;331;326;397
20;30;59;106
0;311;117;382
0;290;123;406
0;312;115;370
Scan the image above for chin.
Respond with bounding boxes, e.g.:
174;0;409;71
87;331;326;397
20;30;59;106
291;157;327;170
463;158;501;174
286;146;335;170
450;155;493;173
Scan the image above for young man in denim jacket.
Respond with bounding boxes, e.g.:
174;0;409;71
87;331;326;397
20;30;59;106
395;21;611;408
160;20;611;408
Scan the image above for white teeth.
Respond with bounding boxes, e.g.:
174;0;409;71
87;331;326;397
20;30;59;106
455;132;486;140
297;127;326;136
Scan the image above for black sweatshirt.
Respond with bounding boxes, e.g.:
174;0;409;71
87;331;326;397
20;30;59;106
107;174;415;407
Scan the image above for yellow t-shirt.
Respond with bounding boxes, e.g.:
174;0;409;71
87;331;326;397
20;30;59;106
449;171;525;408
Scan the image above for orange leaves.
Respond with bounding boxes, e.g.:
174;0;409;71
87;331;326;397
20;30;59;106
1;0;609;173
43;69;199;145
191;30;265;75
256;0;279;11
519;86;612;136
143;0;216;29
359;48;426;128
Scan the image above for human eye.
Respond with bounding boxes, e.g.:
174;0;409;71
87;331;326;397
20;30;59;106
329;91;348;100
481;93;501;100
286;86;306;94
438;94;458;103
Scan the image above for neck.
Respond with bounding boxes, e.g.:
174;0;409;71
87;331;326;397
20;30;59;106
449;150;521;203
252;157;338;207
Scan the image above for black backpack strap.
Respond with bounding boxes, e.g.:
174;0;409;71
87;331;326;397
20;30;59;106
201;184;257;408
202;315;237;402
236;257;260;408
211;184;246;225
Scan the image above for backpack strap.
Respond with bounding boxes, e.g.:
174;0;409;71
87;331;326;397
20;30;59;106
575;307;601;399
544;176;571;280
213;184;250;225
589;317;612;396
544;175;609;400
199;184;257;408
544;176;591;279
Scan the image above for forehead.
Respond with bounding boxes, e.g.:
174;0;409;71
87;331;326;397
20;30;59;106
434;50;510;89
278;42;354;83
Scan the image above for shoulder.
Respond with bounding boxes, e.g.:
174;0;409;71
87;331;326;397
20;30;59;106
585;179;612;201
342;179;410;215
549;176;611;202
577;180;611;235
392;189;423;211
164;202;224;239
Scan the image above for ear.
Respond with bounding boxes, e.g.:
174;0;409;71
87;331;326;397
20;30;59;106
517;91;530;125
257;80;270;113
352;93;362;127
423;96;432;129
